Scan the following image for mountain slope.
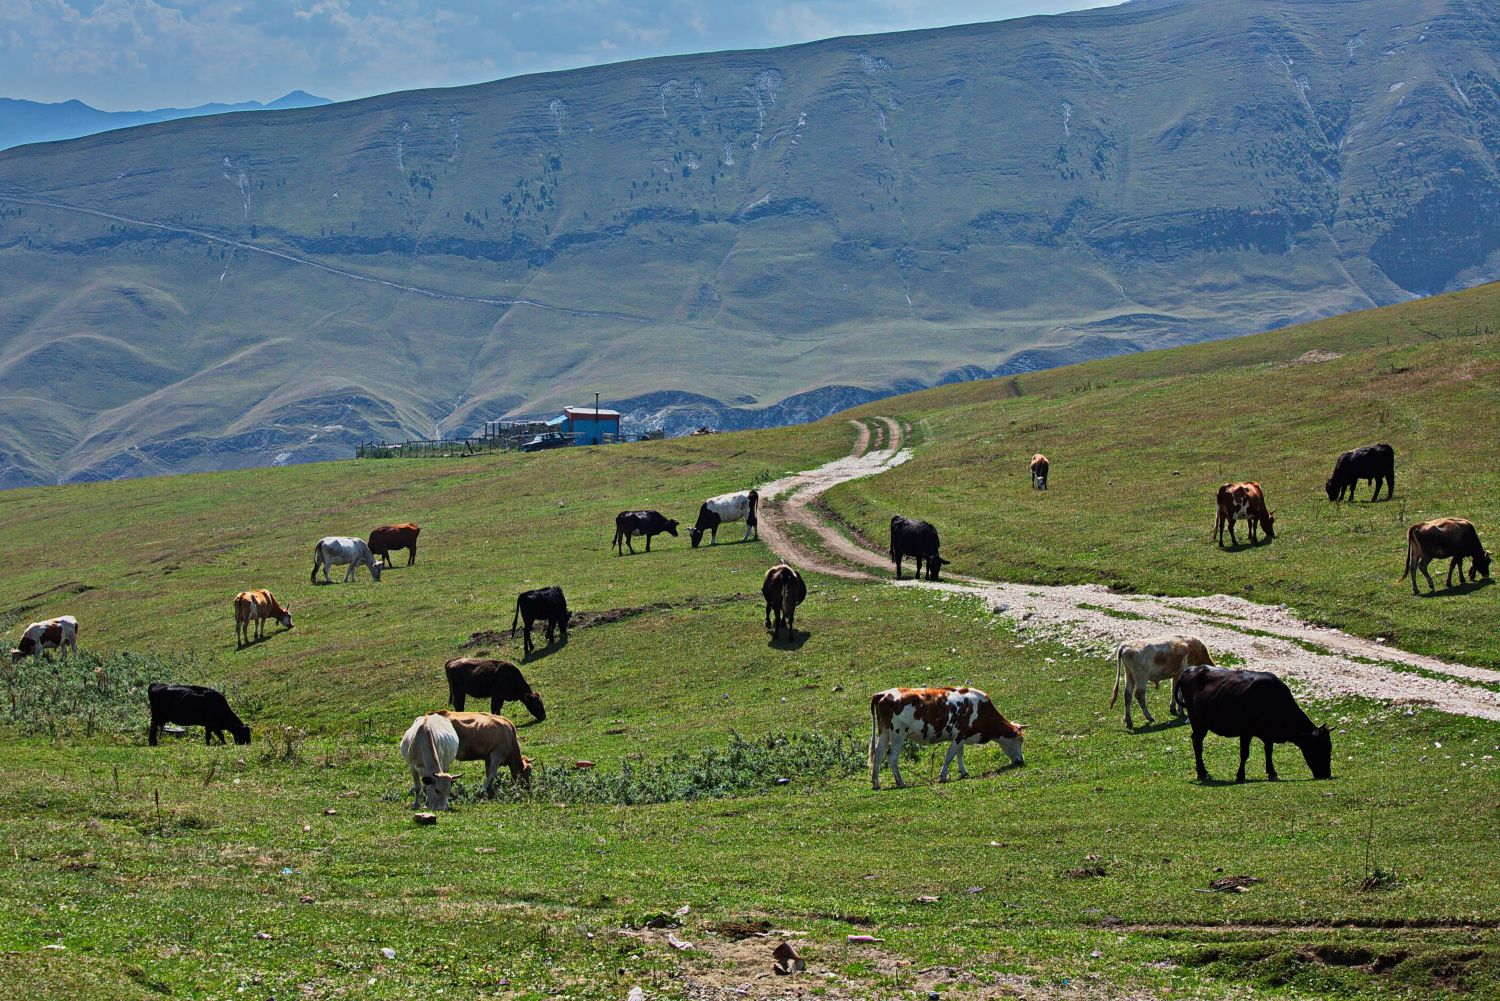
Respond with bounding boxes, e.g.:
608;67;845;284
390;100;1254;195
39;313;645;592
2;0;1500;486
0;92;333;151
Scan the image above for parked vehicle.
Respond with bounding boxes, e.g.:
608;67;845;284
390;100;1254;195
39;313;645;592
521;432;571;452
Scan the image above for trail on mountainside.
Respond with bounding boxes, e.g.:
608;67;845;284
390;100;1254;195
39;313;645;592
760;419;1500;721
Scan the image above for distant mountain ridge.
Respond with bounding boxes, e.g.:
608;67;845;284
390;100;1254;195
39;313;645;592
1;0;1499;487
0;92;332;150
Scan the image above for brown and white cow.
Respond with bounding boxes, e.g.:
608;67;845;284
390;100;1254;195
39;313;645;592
869;686;1024;789
233;589;293;646
1030;453;1050;490
436;711;533;796
11;615;78;663
1402;518;1492;594
1110;635;1214;728
1215;482;1275;547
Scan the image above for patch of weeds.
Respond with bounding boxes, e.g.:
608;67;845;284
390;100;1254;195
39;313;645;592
261;725;308;763
0;651;226;739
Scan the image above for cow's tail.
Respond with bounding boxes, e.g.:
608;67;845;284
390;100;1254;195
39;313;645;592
611;523;622;553
1400;524;1417;580
511;597;522;637
310;541;324;583
1109;644;1125;707
868;696;882;772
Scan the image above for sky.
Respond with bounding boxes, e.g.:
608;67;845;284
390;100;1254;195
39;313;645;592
1;0;1125;110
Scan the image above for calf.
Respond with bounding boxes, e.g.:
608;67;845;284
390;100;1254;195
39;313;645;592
148;683;251;746
869;686;1024;789
1215;482;1275;547
689;490;759;548
1326;444;1394;502
1030;453;1049;490
613;510;678;554
368;523;420;567
11;615;78;663
436;711;533;796
512;586;570;656
1110;635;1214;728
234;589;292;646
890;515;947;580
444;657;546;720
1402;518;1492;594
1176;666;1331;782
399;713;459;810
761;563;807;640
311;536;383;583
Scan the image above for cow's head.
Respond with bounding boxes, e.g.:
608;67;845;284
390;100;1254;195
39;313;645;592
422;771;456;810
278;607;294;629
665;519;679;537
517;755;534;788
369;561;383;582
925;555;948;581
1474;550;1493;580
9;648;24;664
521;690;547;723
1324;477;1340;501
1260;511;1276;539
230;721;252;746
1298;725;1332;779
689;527;705;548
998;722;1026;766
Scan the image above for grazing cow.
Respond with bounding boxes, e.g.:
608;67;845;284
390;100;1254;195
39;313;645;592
11;615;78;663
512;586;570;656
1402;518;1493;594
1110;635;1214;728
761;563;807;640
890;516;948;580
233;589;292;647
399;713;459;810
310;536;383;583
1326;444;1395;502
688;490;759;548
1030;453;1050;490
1176;666;1332;782
147;683;251;746
613;510;678;554
444;657;546;721
1215;482;1275;547
869;686;1025;790
368;523;421;567
436;711;533;795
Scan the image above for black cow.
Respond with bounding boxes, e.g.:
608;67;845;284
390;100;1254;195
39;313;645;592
890;515;947;581
613;510;678;554
147;683;251;746
512;586;570;656
1326;443;1395;502
1176;666;1331;783
761;563;807;640
444;657;546;720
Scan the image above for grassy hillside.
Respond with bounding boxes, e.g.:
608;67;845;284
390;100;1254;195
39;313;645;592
2;288;1499;998
4;0;1500;483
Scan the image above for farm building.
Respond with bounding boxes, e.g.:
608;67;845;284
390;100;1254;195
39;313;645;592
546;406;622;446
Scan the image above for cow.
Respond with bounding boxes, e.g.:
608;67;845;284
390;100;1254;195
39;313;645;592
761;563;807;640
688;490;759;548
436;711;533;796
613;510;678;554
890;516;947;580
868;686;1025;790
1176;665;1332;782
399;713;460;810
147;683;251;746
233;589;292;647
1110;635;1214;728
1401;518;1492;594
1215;482;1275;547
1030;453;1050;490
512;586;570;656
11;615;78;663
1326;444;1395;502
444;657;546;721
368;523;421;567
310;536;383;583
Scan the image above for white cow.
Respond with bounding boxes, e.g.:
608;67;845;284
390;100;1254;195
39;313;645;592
1110;635;1215;728
399;714;460;810
688;489;759;548
11;615;78;663
310;537;383;583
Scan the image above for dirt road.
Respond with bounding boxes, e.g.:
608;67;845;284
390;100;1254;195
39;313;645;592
760;418;1500;721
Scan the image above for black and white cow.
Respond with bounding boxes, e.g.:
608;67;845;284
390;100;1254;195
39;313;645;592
1326;443;1395;502
147;683;251;746
612;510;679;554
512;586;570;656
1176;666;1332;782
890;516;947;580
689;490;759;548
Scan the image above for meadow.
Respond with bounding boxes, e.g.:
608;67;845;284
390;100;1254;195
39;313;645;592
2;287;1500;1000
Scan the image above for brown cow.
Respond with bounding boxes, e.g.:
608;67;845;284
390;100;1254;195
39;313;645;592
368;523;420;567
1402;518;1492;594
234;589;292;646
1030;453;1049;490
436;711;532;795
1215;482;1275;547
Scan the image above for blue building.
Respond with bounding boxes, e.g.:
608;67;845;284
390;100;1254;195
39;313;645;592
546;406;622;445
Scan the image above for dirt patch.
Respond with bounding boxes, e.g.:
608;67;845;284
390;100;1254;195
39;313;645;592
1279;348;1343;367
709;918;773;940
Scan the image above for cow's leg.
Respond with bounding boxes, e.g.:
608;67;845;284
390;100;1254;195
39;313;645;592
1418;558;1436;593
490;694;502;715
1263;740;1278;781
149;716;160;746
887;735;906;788
1447;558;1462;588
410;768;423;810
1236;735;1251;783
955;742;970;779
644;533;651;553
870;729;887;790
1135;682;1155;725
894;554;903;579
408;543;416;566
939;741;961;782
485;754;500;798
1191;723;1210;781
626;533;636;554
1123;674;1135;728
1228;519;1239;547
765;599;774;630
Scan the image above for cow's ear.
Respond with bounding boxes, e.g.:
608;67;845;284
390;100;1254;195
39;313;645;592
1317;725;1330;736
421;775;433;784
